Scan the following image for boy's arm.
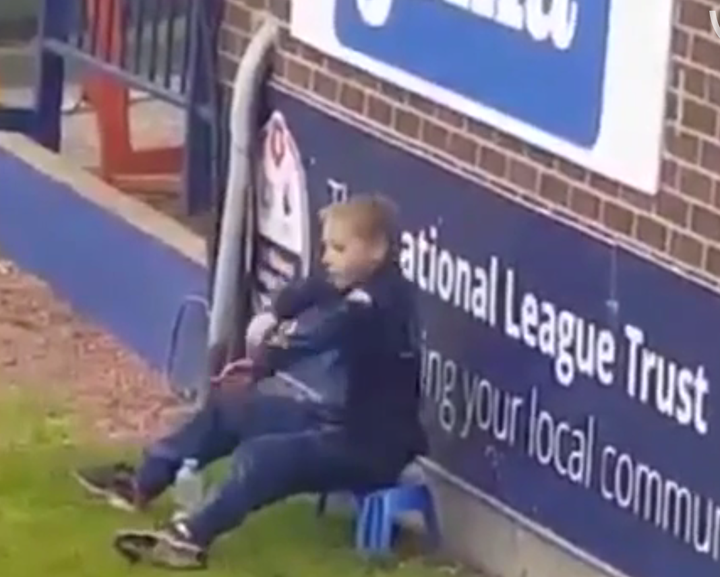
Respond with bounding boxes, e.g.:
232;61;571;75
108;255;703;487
259;288;375;373
271;275;340;320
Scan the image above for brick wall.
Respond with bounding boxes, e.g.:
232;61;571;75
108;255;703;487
220;0;720;286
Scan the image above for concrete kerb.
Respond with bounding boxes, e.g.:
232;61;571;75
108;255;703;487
0;132;205;265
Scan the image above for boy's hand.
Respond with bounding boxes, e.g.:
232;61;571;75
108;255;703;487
265;320;299;349
210;358;255;392
245;312;278;358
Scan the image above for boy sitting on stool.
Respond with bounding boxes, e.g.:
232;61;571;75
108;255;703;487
74;193;427;570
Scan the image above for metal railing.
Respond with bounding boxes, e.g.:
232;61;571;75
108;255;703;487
30;0;223;213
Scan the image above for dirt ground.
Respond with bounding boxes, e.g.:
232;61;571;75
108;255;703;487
0;257;186;442
0;98;193;443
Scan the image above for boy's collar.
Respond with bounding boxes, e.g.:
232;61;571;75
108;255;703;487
345;256;396;293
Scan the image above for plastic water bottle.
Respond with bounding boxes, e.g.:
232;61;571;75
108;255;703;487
172;458;204;522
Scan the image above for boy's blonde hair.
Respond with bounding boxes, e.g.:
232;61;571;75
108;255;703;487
319;193;399;245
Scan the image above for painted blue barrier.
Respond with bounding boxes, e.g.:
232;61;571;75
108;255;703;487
0;145;205;375
257;87;720;577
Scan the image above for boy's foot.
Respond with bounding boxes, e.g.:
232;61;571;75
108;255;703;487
73;463;142;512
114;523;208;570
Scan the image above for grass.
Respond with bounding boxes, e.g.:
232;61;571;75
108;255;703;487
0;386;454;577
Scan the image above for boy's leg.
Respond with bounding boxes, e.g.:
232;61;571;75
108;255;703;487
75;382;321;510
136;387;323;500
114;429;381;569
74;391;241;510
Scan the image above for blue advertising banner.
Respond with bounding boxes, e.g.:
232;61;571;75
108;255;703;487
334;0;610;147
262;88;720;577
290;0;674;194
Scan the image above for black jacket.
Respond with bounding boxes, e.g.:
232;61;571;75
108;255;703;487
263;261;427;478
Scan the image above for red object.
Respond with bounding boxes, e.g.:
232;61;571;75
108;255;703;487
81;0;182;191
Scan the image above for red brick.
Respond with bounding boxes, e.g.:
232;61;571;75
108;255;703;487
636;215;668;252
284;58;311;89
557;159;587;182
217;53;238;84
525;145;555;168
467;121;495;143
656;190;690;227
620;187;654;211
224;3;252;32
602;202;635;236
700;140;720;176
671;28;690;58
709;75;720;106
218;28;240;54
690;204;720;242
682;65;707;98
243;0;267;11
377;80;406;104
277;28;300;56
446;132;478;165
366;96;392;126
478;146;507;178
311;69;338;100
339;82;366;114
406;93;437;117
421;120;450;150
570;187;601;220
678;165;713;203
660;159;679;188
681;99;717;136
690;36;720;74
393;108;421;139
299;44;326;67
665;91;679;122
538;173;570;206
269;0;290;19
588;172;619;197
669;62;681;89
508;158;538;193
435;106;465;129
670;230;703;268
493;132;526;155
705;245;720;276
678;0;713;31
665;128;699;163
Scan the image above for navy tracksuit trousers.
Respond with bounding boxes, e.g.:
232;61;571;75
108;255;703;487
134;384;383;547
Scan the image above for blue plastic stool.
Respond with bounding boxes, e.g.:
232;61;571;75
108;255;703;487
316;483;440;555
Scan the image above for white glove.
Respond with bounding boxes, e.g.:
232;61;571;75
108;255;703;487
245;311;278;357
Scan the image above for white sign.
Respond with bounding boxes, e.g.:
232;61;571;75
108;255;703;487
290;0;675;194
253;111;312;309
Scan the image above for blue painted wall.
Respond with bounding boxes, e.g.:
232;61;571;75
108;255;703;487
266;88;720;577
0;150;206;376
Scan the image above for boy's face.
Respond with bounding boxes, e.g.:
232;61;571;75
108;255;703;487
321;217;385;289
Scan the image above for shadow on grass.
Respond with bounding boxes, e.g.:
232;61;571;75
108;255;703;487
0;385;464;577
